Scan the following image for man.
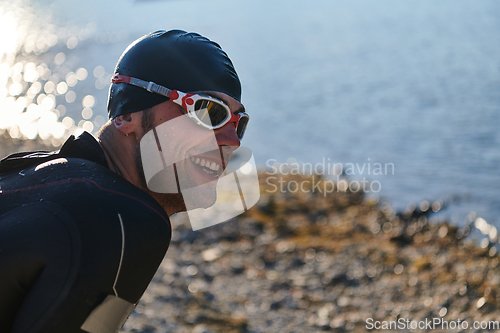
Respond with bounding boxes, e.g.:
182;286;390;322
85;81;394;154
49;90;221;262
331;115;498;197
0;29;248;332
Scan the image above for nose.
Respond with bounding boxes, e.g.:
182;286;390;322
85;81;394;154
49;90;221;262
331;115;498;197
214;121;241;148
214;122;240;167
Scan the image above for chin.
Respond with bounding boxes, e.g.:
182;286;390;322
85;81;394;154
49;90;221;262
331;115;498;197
197;192;217;209
183;183;217;210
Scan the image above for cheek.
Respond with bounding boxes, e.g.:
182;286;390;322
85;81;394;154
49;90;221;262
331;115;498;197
148;115;219;158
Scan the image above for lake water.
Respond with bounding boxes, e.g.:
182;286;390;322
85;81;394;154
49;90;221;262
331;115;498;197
1;0;499;227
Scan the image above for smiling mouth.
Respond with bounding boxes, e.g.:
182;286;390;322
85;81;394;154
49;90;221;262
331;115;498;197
190;156;222;176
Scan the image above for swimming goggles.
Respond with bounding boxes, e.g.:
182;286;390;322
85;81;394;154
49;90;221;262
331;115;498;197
112;74;249;140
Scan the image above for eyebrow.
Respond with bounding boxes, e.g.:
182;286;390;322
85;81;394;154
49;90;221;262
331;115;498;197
204;93;246;114
233;106;246;114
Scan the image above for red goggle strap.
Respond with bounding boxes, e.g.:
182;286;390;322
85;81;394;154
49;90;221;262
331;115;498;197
112;74;173;98
111;74;201;113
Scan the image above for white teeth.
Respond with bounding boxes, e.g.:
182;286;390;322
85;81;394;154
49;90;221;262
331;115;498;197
191;156;221;173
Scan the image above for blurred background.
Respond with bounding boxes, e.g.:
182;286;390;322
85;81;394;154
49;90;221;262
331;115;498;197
0;0;499;227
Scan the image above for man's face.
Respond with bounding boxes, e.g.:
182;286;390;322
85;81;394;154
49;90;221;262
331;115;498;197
135;91;244;212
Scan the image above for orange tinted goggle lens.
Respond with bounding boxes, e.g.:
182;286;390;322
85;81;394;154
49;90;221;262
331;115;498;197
194;99;230;127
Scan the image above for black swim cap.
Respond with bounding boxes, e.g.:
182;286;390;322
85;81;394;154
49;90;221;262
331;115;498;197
107;30;241;119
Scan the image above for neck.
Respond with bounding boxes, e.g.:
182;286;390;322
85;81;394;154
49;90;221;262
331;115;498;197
98;125;138;186
97;123;185;217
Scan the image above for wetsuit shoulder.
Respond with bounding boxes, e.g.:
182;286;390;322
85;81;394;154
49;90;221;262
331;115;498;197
0;157;171;332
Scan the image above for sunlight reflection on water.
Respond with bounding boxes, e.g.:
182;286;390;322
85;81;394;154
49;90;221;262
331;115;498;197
0;0;121;147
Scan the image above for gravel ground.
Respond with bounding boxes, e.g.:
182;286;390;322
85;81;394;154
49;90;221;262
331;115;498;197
120;174;500;333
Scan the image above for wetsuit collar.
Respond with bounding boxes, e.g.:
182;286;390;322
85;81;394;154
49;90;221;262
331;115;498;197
59;132;108;168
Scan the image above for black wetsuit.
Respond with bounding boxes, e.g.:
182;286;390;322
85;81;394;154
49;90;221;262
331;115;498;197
0;132;171;333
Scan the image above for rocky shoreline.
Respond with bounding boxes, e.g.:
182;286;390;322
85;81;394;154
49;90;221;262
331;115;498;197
1;138;497;332
120;174;500;333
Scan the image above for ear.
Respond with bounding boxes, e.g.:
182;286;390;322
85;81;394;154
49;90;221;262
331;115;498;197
113;112;142;136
